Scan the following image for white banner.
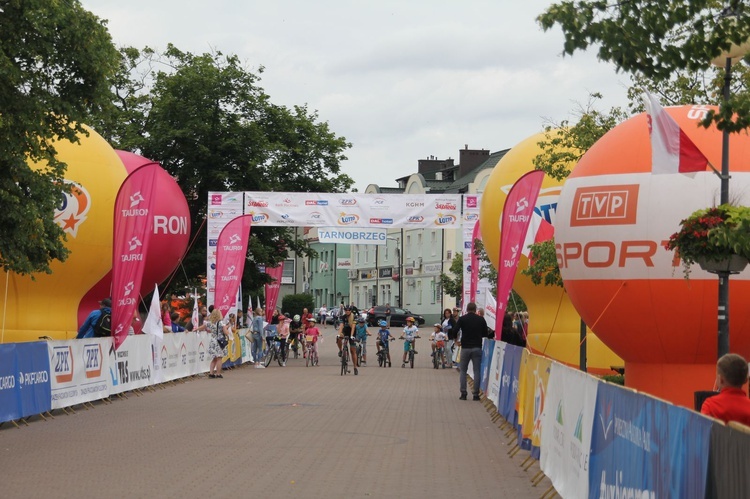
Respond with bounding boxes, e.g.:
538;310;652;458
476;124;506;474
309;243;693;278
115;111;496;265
48;338;111;409
540;362;599;499
108;335;153;395
482;292;498;332
318;227;387;245
486;341;506;408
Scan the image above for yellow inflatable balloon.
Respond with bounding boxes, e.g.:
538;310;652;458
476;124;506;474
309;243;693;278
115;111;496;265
479;131;622;373
1;127;126;342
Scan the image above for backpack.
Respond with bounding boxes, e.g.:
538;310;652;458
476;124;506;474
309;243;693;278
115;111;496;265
93;310;112;337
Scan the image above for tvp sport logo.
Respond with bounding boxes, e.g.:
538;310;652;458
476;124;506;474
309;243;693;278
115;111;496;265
570;185;639;227
54;180;91;237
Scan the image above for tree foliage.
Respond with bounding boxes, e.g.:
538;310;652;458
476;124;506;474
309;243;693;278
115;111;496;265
91;45;353;295
0;0;119;274
439;251;463;299
538;0;750;133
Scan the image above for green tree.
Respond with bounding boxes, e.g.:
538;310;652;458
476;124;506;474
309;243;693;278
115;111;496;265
0;0;119;274
439;251;463;299
538;0;750;133
92;45;353;294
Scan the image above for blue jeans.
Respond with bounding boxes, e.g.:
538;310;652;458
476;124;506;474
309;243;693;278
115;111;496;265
459;347;482;396
250;332;263;362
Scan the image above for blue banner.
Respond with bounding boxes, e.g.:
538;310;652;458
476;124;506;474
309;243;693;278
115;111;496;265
498;344;522;426
479;339;494;394
0;342;52;423
663;404;711;498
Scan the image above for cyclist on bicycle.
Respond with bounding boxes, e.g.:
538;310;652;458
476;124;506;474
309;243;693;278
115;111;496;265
289;314;304;358
376;319;393;367
277;313;291;366
305;318;321;362
399;317;420;368
336;306;355;357
340;322;359;375
354;316;370;365
430;323;448;366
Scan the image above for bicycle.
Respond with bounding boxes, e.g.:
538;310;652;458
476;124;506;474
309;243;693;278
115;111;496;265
288;333;302;359
263;337;285;367
376;338;394;367
401;336;420;369
340;336;350;375
305;335;319;367
433;342;446;369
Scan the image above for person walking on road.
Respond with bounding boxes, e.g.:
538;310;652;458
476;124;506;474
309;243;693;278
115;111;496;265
454;302;490;400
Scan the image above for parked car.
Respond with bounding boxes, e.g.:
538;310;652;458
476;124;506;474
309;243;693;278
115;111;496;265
366;306;425;327
313;307;337;325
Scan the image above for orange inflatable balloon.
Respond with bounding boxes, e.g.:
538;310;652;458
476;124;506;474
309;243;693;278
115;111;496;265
480;131;622;373
556;105;750;407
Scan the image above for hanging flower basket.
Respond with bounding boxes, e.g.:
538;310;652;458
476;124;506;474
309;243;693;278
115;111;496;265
664;204;750;278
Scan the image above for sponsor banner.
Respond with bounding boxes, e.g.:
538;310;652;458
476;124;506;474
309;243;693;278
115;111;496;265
194;332;211;374
482;293;498;332
112;164;160;349
158;332;195;382
108;335;153;395
589;381;662;498
337;258;352;269
0;342;52;423
209;191;244;209
540;363;598;499
265;264;284;322
223;331;243;368
498;343;523;426
214;215;252;318
242;192;462;228
318;227;387;245
706;420;750;499
496;170;545;330
666;404;711;499
48;339;111;409
486;341;506;409
479;339;494;395
470;220;481;302
518;354;552;459
516;349;532;450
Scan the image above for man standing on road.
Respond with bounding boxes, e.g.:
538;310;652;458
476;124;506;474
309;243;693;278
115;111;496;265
454;302;489;400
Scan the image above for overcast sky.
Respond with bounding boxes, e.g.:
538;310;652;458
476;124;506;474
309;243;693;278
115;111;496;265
80;0;632;191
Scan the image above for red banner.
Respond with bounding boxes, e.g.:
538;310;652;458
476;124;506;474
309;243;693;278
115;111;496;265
214;215;252;318
264;264;284;322
112;163;161;349
470;219;481;304
495;170;545;333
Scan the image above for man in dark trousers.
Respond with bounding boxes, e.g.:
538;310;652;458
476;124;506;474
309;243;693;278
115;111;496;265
455;302;490;400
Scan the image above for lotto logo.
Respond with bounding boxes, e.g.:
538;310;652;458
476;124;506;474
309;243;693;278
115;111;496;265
570;184;639;227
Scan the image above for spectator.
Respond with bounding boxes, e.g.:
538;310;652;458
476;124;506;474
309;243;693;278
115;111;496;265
477;308;493;339
301;307;313;330
207;309;228;379
319;304;328;329
441;308;457;368
161;301;172;334
249;308;265;368
455;302;490;401
170;312;185;332
76;298;111;339
701;353;750;425
385;303;392;327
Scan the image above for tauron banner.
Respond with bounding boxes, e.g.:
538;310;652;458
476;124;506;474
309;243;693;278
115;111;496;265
112;163;160;349
495;170;545;332
264;264;284;322
214;215;252;318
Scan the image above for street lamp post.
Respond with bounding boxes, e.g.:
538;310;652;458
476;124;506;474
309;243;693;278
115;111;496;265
387;235;402;308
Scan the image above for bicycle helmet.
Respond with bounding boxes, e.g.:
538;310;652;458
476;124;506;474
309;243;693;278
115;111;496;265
284;312;290;318
293;314;300;322
308;318;316;323
357;316;365;323
406;317;415;323
378;320;387;327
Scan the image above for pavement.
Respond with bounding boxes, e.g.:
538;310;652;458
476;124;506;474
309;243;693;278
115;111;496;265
1;332;554;499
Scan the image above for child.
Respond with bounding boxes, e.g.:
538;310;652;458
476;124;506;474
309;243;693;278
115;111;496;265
399;317;420;368
354;316;371;365
304;318;321;363
430;323;448;367
376;320;393;367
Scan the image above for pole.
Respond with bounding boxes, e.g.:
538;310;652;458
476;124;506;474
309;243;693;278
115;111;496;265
375;244;379;307
718;56;731;358
399;229;404;308
579;319;587;373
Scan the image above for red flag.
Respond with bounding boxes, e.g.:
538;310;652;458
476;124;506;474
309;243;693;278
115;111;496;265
469;220;481;304
264;264;284;322
495;170;545;333
214;215;252;318
112;163;161;349
642;92;708;174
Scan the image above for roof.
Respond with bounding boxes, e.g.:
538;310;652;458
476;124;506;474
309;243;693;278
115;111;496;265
443;149;509;193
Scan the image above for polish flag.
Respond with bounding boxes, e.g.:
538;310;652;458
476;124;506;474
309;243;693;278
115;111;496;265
642;92;708;174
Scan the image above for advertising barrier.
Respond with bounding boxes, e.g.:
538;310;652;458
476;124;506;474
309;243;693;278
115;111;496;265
0;342;52;422
48;338;110;409
706;422;750;499
479;339;494;395
518;354;551;459
486;341;505;408
108;335;153;395
498;343;523;426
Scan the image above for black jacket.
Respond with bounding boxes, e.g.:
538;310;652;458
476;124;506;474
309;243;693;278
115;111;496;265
455;312;489;349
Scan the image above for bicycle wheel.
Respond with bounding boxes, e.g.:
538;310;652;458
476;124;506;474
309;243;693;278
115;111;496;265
341;347;348;376
306;348;311;367
314;351;319;366
410;350;414;369
378;351;384;367
433;350;439;369
278;348;285;366
264;347;273;367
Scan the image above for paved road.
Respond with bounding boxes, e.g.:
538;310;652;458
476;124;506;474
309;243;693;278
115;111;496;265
1;332;553;498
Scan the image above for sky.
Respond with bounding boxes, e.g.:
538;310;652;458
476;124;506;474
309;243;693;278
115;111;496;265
80;0;633;191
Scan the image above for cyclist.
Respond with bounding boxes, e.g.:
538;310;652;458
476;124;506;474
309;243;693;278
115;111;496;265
399;316;420;368
336;306;356;357
354;316;371;365
376;319;393;367
289;314;304;358
305;318;321;363
430;323;448;366
340;322;359;375
277;313;291;366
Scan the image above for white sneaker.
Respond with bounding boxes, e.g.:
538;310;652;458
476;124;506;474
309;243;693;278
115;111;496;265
257;364;265;369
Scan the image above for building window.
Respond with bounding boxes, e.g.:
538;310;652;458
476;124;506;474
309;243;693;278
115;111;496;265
447;250;452;260
354;244;360;264
417;280;422;305
430;231;437;256
417;232;422;251
431;279;436;304
282;259;295;284
406;235;411;259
